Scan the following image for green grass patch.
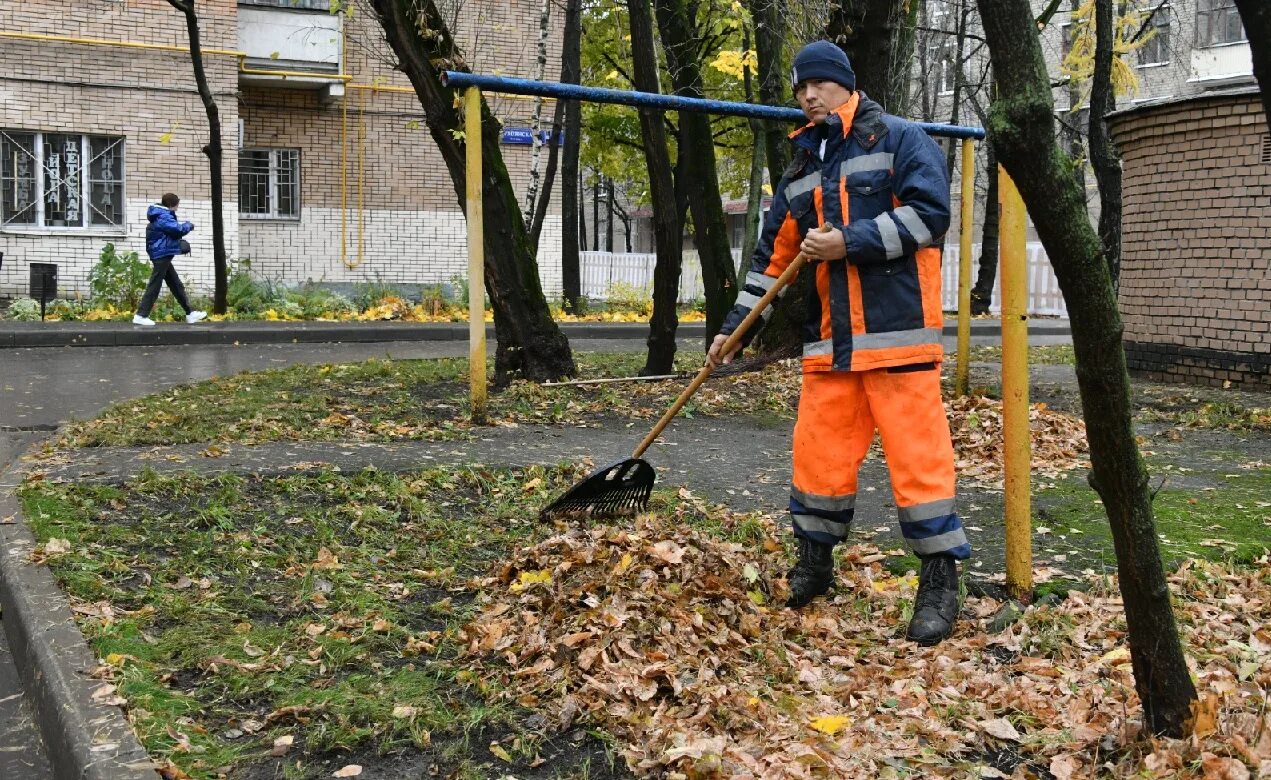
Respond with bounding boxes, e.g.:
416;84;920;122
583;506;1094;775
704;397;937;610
19;466;642;779
952;344;1076;366
59;352;711;449
1034;465;1271;569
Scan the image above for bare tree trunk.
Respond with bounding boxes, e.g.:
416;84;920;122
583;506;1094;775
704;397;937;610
523;0;552;225
826;0;917;111
746;0;790;192
559;0;583;312
628;0;683;375
943;3;971;177
976;0;1197;737
592;176;602;250
971;140;1000;313
742;28;764;272
654;0;738;341
369;0;575;384
167;0;228;314
605;178;615;252
529;97;563;253
1233;0;1271;126
1090;0;1123;290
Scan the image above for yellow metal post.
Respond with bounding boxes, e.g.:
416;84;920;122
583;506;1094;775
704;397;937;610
465;87;488;424
999;169;1032;601
955;139;976;397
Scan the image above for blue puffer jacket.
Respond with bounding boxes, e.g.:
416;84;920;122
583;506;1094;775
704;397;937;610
145;204;194;260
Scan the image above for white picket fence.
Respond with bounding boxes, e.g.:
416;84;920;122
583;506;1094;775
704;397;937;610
549;243;1066;317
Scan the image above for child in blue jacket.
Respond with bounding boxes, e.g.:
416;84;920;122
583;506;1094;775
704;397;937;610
133;192;206;326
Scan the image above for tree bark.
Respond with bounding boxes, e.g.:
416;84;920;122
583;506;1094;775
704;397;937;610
628;0;683;375
167;0;228;314
976;0;1197;737
522;0;552;226
825;0;917;112
1233;0;1271;127
742;28;764;272
653;0;738;341
529;97;564;254
369;0;575;384
560;0;583;312
971;140;1000;312
1089;0;1123;290
746;0;790;192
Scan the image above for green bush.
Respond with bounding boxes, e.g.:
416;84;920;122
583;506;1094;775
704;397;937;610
226;260;280;315
6;298;41;321
604;280;653;316
286;284;357;318
89;243;150;309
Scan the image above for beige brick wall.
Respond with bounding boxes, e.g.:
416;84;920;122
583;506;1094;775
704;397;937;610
1109;90;1270;388
2;0;565;299
240;0;566;288
1;0;240;298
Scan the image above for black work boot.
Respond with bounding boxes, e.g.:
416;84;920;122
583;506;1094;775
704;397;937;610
969;291;991;316
785;537;835;608
906;554;961;645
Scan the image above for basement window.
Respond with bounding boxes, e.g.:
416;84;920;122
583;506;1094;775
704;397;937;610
1262;134;1271;165
1;130;126;229
239;148;301;219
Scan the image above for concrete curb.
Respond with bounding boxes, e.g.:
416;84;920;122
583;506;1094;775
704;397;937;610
0;450;159;780
0;318;1070;349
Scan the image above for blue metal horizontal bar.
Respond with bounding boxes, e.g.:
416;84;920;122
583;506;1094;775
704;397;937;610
442;71;986;140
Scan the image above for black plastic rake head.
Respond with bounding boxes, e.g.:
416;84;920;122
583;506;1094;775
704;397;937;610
540;458;656;519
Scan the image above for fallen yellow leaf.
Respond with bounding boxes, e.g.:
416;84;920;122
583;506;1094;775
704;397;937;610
810;714;851;736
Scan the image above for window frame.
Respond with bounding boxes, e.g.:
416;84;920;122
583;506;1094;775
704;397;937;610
238;147;302;221
1;130;127;232
1195;0;1246;47
1136;3;1171;67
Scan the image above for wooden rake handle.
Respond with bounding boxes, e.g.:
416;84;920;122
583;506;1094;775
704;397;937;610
632;239;822;459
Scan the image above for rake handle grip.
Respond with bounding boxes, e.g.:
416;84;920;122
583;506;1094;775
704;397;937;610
632;249;813;459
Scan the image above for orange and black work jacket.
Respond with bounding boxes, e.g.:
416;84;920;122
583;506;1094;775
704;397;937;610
720;92;951;372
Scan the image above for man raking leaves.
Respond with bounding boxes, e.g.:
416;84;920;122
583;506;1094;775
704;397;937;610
707;41;971;646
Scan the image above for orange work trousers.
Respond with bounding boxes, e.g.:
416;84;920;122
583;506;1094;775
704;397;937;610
790;364;970;559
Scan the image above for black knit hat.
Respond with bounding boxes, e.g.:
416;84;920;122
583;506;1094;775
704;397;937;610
790;40;856;92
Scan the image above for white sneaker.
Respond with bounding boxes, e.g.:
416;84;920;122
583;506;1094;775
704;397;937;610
132;315;156;327
186;310;207;324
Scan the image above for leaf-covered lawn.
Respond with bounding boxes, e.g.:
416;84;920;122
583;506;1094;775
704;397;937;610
20;466;632;780
20;468;1271;779
464;507;1271;778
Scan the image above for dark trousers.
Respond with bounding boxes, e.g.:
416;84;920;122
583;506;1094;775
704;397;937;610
137;256;192;317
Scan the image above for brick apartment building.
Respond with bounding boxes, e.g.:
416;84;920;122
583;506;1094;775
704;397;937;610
0;0;563;299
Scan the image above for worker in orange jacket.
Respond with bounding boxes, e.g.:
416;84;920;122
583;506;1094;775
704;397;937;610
709;41;970;645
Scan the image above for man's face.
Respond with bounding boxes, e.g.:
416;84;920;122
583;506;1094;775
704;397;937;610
796;78;853;124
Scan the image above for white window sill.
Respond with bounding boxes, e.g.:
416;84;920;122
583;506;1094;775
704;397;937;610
1198;40;1249;49
1;226;128;238
1136;61;1170;69
239;215;302;222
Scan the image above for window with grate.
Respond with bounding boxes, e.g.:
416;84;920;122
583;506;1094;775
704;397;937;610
2;130;125;229
1137;3;1171;65
239;148;300;219
1196;0;1246;46
1262;134;1271;165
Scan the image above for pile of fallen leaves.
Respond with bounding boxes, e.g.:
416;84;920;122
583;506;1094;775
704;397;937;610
948;394;1089;488
461;510;1269;778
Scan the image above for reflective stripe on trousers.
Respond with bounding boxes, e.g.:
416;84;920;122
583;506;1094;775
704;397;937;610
790;367;971;559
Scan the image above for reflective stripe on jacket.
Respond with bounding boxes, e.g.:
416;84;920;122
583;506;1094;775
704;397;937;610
720;92;951;372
